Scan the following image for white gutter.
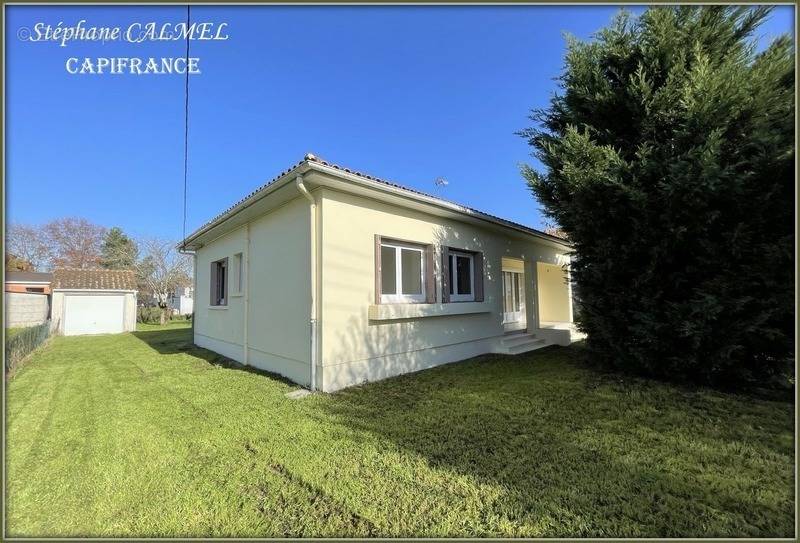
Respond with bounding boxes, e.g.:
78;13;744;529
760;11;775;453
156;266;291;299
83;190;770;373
181;158;570;252
182;162;312;250
306;161;571;250
295;174;318;392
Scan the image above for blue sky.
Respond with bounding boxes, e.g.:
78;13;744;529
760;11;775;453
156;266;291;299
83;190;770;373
6;5;794;241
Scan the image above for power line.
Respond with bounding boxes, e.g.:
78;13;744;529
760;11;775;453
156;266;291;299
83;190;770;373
181;5;190;249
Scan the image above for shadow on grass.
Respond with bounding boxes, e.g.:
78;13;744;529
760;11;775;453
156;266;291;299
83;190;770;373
129;327;793;536
316;346;794;537
131;327;298;387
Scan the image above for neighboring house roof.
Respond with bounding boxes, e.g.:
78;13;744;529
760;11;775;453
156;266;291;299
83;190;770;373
182;154;571;251
5;271;53;283
52;268;137;291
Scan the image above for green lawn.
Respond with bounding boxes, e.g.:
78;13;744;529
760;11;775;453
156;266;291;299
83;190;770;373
6;322;794;537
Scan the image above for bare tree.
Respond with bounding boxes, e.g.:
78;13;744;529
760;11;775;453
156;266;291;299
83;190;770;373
6;253;34;272
543;224;569;241
135;238;192;325
6;223;52;271
43;217;106;269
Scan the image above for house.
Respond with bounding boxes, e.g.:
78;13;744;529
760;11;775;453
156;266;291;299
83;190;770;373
50;268;138;335
181;154;578;392
168;285;194;316
4;271;53;327
5;271;53;294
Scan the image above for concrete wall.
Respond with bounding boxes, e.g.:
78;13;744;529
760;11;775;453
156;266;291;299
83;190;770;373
193;196;312;386
318;187;571;391
536;262;571;323
5;292;49;327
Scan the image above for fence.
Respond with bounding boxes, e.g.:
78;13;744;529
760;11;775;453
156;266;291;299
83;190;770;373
5;320;52;375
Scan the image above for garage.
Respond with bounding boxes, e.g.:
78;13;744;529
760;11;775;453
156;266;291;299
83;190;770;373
64;294;126;335
51;268;138;336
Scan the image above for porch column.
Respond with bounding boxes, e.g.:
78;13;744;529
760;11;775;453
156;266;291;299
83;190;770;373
530;260;540;330
566;257;574;323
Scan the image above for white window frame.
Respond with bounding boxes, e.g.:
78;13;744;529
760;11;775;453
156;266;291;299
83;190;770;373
380;240;426;304
232;252;244;296
449;251;475;302
211;258;227;307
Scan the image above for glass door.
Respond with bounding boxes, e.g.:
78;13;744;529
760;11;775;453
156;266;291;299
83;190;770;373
503;271;525;328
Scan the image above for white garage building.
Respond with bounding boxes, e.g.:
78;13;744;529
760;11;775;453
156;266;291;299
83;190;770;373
51;268;137;336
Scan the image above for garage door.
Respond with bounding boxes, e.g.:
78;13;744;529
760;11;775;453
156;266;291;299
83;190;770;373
64;295;125;336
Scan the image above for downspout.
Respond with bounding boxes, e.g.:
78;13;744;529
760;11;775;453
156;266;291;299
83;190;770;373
244;223;250;365
295;174;318;392
191;253;196;339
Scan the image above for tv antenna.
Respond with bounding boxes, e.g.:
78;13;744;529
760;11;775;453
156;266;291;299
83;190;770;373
434;177;449;195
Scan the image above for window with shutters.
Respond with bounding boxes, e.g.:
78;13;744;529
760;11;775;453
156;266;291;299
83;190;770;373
442;247;484;304
210;258;228;306
448;251;475;302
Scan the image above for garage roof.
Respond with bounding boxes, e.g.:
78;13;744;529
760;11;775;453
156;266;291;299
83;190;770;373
53;269;137;291
5;271;53;283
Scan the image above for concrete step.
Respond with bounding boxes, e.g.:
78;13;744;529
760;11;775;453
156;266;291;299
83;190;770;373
506;337;547;355
501;332;538;348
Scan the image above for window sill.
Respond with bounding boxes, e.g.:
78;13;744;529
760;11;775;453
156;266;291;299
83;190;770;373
208;305;228;310
368;302;490;321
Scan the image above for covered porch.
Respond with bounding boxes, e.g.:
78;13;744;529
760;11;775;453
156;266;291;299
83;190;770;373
495;257;580;353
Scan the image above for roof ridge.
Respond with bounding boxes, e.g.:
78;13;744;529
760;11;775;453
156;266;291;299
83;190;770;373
54;267;135;273
184;154;568;247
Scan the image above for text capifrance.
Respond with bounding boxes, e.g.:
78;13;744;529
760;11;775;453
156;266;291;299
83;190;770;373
17;20;230;75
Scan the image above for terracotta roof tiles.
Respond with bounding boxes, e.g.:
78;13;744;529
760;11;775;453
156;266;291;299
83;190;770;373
52;268;137;291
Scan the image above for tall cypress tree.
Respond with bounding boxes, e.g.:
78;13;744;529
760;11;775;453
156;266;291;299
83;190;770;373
100;227;138;270
521;7;794;386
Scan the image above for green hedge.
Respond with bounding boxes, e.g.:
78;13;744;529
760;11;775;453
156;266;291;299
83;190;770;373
137;307;193;324
5;321;52;374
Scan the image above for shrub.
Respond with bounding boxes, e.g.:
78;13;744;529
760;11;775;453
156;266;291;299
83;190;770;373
521;7;794;386
6;321;52;375
137;306;162;324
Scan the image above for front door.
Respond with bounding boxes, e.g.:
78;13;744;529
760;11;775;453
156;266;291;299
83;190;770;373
502;270;526;332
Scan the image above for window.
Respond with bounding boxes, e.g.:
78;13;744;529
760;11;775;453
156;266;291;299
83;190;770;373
210;258;228;306
442;247;484;303
376;237;432;304
448;251;475;302
232;252;243;295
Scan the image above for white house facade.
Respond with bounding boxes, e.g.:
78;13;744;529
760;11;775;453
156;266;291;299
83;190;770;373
182;155;578;392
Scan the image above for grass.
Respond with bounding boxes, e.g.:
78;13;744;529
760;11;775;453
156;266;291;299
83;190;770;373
6;327;25;338
6;322;795;538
